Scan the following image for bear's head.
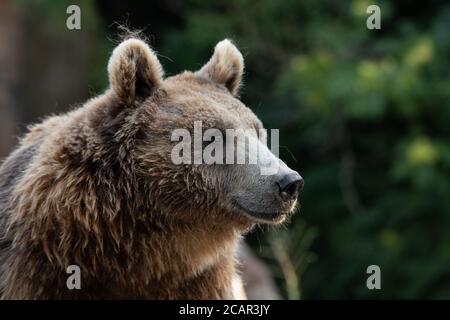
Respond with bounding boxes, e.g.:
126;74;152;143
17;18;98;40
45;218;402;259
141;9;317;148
99;38;303;228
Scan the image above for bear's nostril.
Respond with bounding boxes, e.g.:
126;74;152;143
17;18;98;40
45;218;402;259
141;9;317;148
276;172;303;200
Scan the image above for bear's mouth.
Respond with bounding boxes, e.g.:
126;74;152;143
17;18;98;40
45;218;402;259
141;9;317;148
232;200;289;224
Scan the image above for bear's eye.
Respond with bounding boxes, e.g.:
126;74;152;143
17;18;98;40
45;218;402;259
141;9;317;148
220;129;228;143
202;129;228;164
202;131;226;147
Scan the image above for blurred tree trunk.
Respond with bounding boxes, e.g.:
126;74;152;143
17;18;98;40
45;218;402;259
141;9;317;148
0;0;23;158
0;0;104;159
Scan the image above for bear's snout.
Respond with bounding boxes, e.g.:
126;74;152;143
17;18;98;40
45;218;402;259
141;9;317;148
275;171;304;202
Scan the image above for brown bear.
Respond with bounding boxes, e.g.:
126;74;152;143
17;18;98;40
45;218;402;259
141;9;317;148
0;37;303;299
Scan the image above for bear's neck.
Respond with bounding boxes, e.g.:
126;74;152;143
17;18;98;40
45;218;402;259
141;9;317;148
81;203;245;296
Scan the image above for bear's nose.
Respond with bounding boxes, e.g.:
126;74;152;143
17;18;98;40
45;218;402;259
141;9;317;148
276;172;304;201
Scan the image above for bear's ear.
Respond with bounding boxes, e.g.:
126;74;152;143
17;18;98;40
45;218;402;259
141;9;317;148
107;38;164;105
197;39;244;96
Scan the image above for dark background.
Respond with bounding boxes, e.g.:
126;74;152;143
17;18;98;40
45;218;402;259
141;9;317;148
1;0;449;299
